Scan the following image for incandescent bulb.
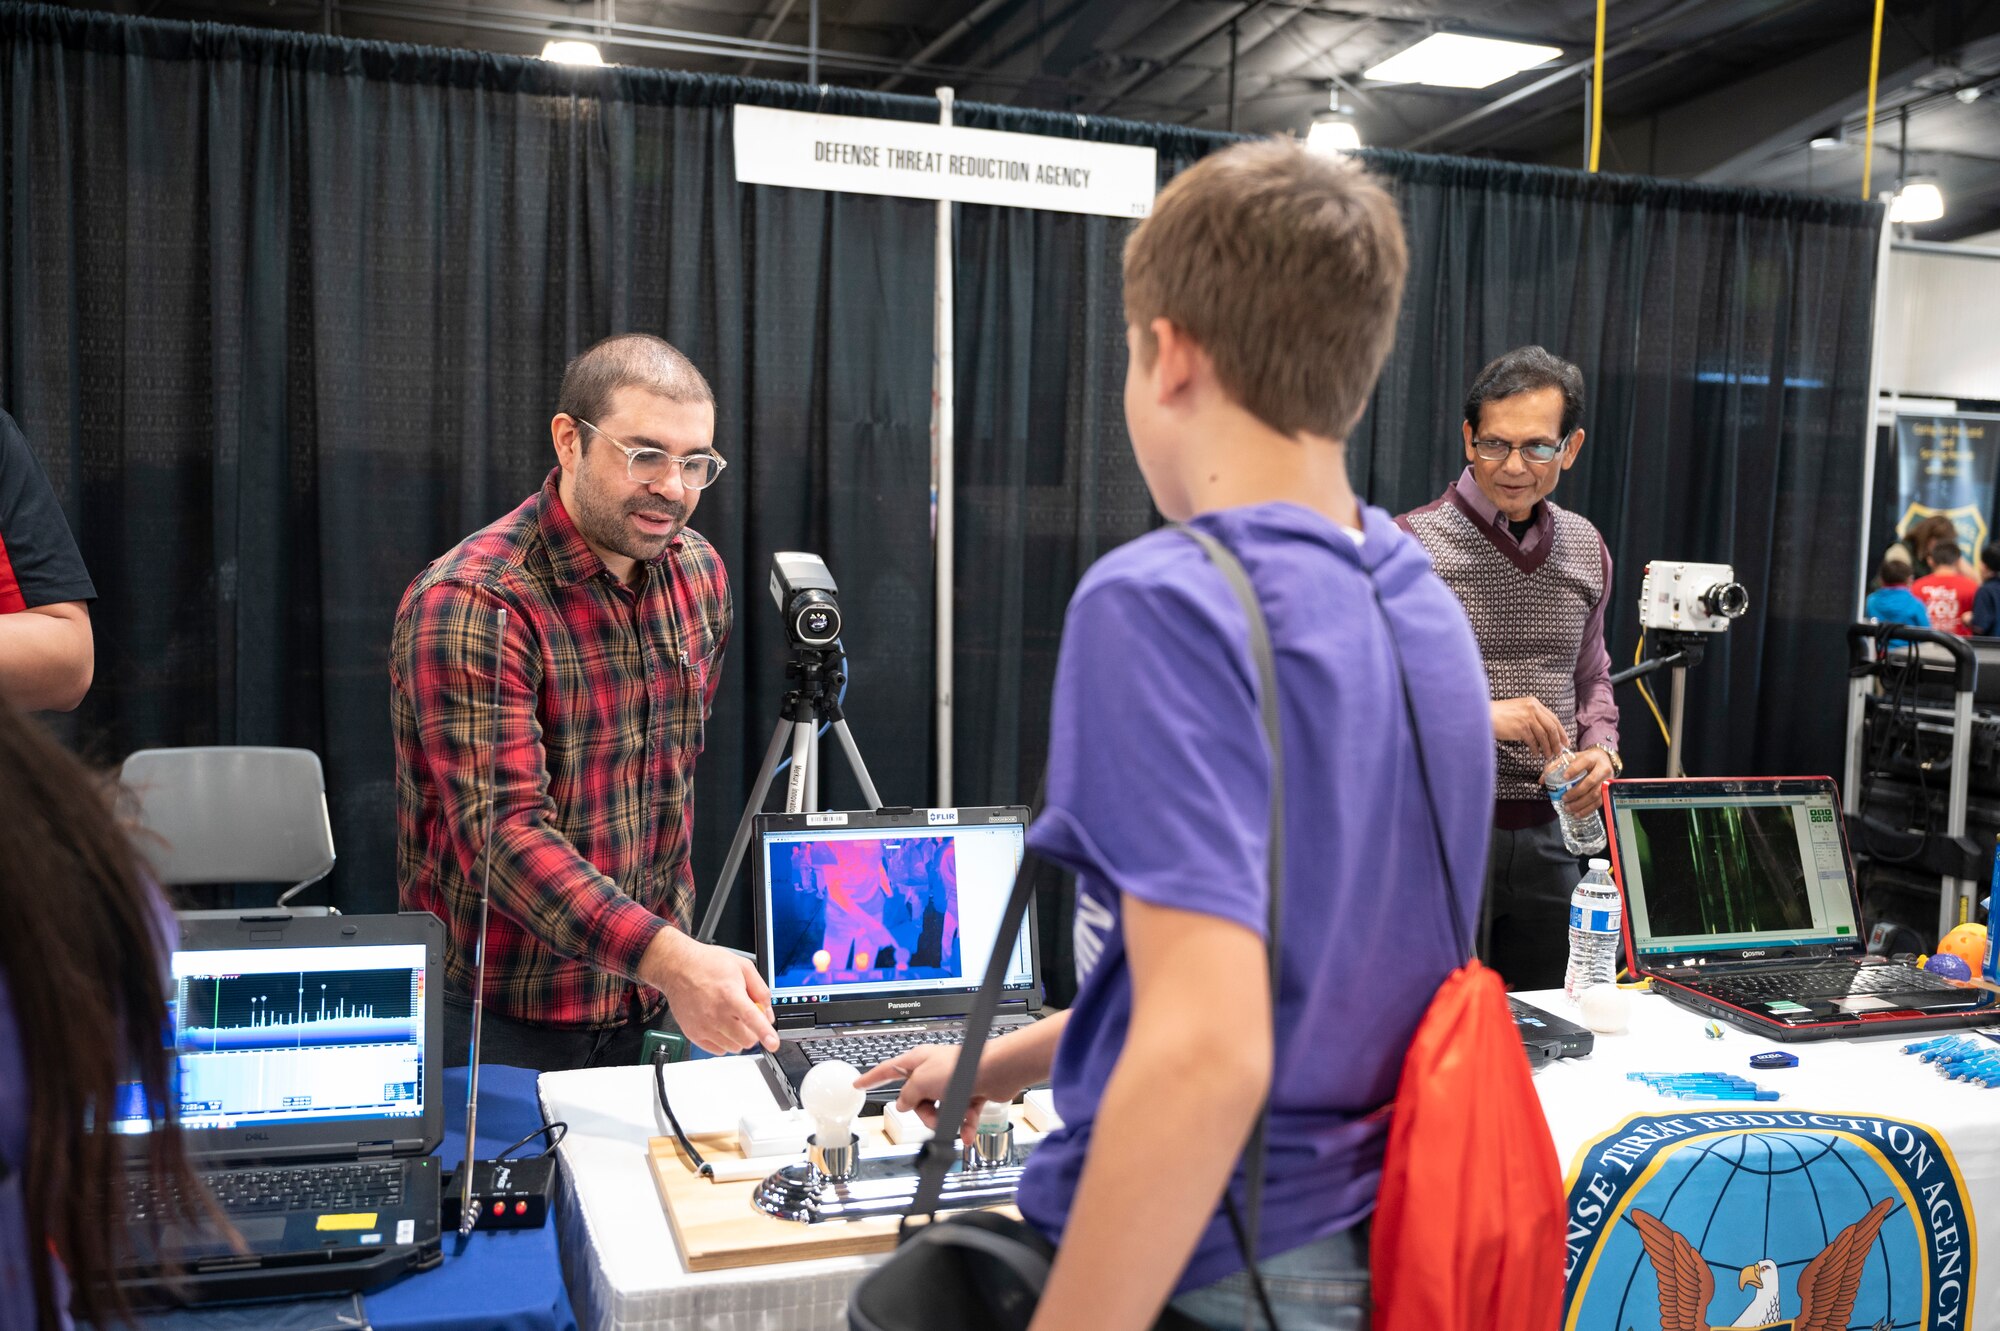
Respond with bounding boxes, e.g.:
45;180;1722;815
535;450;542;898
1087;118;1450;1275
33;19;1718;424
799;1059;865;1145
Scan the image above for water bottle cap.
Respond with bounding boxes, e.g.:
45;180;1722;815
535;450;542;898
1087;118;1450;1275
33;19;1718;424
1588;858;1610;871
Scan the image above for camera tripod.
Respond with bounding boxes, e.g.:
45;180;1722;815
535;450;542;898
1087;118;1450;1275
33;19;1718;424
1608;628;1712;777
695;641;885;944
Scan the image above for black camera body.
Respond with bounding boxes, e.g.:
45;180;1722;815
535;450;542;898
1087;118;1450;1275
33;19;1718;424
770;552;842;648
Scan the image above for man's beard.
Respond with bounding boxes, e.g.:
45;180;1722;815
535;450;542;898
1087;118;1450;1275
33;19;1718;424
574;480;687;563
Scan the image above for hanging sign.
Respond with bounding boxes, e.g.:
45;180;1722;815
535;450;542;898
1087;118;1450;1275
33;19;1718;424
732;105;1157;219
1895;412;2000;558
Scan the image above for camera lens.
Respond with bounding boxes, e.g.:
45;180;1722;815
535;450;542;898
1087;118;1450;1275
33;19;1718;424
1698;582;1749;619
790;592;842;647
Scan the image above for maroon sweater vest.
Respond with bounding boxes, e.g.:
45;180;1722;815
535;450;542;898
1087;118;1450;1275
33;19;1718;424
1401;489;1606;809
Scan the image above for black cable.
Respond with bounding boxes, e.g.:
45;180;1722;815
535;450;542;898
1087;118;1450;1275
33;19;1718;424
653;1047;711;1179
492;1121;568;1160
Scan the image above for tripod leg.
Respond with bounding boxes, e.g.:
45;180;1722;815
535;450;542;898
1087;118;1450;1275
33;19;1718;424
785;721;814;814
829;720;884;811
697;718;794;944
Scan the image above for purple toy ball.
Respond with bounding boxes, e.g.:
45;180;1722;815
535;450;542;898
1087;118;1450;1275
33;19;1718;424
1926;952;1974;982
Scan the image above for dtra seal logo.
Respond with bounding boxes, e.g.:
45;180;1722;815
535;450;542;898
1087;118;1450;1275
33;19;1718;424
1563;1112;1973;1330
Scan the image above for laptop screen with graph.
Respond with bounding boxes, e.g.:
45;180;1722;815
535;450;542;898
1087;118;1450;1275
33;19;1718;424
115;940;430;1135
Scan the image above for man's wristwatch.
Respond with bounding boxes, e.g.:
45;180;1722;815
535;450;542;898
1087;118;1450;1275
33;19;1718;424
1589;742;1624;775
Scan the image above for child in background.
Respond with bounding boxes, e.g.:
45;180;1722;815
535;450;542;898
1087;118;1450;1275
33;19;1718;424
1865;558;1931;646
1973;546;2000;637
1913;541;1979;637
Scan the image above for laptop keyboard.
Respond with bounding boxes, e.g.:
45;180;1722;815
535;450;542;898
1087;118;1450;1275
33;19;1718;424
798;1026;1016;1073
1691;962;1957;1003
128;1162;406;1220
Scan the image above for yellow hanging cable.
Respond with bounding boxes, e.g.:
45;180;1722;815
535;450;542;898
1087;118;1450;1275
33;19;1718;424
1634;631;1672;748
1589;0;1607;172
1861;0;1885;199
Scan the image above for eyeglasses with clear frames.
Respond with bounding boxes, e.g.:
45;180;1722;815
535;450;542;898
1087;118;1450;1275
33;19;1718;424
574;417;729;491
1472;431;1575;465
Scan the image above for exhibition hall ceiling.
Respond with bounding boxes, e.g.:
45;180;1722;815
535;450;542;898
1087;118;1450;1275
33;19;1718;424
73;0;2000;239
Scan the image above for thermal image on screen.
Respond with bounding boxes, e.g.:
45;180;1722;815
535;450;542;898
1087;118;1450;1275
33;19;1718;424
1629;803;1814;937
768;835;963;988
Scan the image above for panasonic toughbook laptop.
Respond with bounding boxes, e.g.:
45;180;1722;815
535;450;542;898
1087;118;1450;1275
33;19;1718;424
112;912;445;1303
753;806;1041;1112
1606;777;1999;1042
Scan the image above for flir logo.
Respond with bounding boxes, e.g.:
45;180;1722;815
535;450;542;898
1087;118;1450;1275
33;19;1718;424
927;809;959;825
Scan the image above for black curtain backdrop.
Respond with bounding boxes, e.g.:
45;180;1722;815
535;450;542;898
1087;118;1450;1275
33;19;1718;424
1;5;1881;1000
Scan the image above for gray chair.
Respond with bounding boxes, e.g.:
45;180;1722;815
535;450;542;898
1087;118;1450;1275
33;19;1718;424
119;746;337;911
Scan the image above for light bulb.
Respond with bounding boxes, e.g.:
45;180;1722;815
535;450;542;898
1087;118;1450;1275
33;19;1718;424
799;1060;865;1145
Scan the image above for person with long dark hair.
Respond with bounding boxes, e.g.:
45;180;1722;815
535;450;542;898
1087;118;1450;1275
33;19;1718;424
0;702;205;1330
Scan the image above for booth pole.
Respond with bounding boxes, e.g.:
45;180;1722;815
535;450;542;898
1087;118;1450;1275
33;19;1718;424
933;86;956;807
1853;196;1894;618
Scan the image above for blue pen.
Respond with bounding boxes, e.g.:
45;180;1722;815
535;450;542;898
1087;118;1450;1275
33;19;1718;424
1904;1035;1965;1055
1665;1088;1780;1101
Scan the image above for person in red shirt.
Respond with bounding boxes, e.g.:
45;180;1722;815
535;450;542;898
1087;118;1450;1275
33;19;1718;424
1912;540;1979;637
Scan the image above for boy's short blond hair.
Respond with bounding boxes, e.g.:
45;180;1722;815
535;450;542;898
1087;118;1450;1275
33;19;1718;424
1123;139;1407;441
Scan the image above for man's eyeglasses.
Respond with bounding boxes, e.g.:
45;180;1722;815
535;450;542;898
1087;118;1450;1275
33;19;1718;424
1471;432;1575;465
574;418;729;491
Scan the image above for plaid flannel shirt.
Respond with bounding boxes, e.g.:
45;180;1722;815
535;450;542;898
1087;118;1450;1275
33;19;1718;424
392;469;730;1030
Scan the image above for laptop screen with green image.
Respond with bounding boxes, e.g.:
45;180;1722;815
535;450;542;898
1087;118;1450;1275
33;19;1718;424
1613;784;1860;957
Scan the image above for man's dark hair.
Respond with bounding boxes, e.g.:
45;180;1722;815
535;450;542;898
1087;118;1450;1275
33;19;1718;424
1931;541;1963;570
557;334;714;450
1880;557;1912;587
1464;345;1585;439
1981;546;2000;576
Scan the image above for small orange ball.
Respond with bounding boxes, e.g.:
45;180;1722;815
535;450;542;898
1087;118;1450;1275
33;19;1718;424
1936;923;1988;971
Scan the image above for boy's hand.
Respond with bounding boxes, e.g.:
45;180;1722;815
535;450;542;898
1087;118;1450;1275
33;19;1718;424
855;1044;1004;1145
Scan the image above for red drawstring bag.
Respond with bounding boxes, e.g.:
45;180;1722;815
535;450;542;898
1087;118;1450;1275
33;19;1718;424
1368;958;1566;1331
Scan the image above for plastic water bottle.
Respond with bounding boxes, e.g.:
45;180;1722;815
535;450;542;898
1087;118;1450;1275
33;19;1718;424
1565;859;1623;1003
1543;750;1608;856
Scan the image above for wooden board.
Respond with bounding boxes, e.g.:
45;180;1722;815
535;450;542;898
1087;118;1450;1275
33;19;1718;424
649;1114;1023;1272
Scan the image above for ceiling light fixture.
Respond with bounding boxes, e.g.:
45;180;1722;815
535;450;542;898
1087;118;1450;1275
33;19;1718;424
1307;118;1364;153
1808;136;1845;150
541;39;605;66
1888;179;1946;224
1363;33;1563;90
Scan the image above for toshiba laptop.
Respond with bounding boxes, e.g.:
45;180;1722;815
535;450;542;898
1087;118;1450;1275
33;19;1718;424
1606;777;1999;1042
112;912;445;1303
753;807;1042;1112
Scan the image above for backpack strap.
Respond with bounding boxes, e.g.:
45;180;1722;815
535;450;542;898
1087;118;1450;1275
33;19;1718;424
1174;524;1284;1331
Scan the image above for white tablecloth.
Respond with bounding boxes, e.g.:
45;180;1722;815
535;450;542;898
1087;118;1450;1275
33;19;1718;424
542;992;2000;1331
1525;986;1995;1331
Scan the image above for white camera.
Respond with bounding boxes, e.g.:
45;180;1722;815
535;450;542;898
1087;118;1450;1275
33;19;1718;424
1639;561;1749;634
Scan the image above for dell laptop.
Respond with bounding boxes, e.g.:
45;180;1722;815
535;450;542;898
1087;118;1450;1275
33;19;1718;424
112;911;446;1304
1605;776;1999;1042
752;806;1041;1111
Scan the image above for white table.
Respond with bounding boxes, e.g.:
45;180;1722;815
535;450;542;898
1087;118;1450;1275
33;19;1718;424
542;994;2000;1331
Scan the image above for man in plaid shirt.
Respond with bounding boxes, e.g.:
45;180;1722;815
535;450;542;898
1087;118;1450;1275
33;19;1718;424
392;334;778;1071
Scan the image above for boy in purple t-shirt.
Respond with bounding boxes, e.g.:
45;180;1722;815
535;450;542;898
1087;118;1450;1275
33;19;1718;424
857;142;1492;1330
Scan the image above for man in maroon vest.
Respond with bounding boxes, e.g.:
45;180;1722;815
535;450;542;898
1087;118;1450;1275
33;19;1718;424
1397;347;1620;990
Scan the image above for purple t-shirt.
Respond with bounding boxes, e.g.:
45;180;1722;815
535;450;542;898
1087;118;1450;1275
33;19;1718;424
1016;502;1494;1293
